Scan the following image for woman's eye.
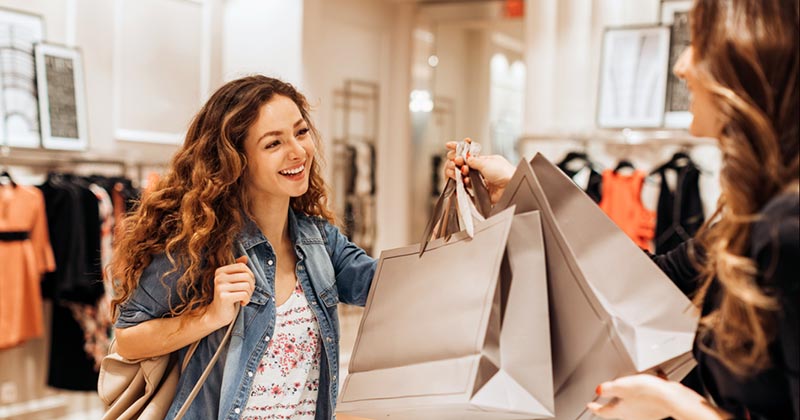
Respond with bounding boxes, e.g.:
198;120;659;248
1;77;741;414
265;140;280;149
297;128;310;137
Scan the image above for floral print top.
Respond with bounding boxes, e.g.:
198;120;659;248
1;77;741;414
242;282;321;419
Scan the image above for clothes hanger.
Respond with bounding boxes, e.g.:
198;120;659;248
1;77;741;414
558;151;589;166
650;151;692;175
558;151;593;173
0;144;14;187
0;168;16;187
613;159;636;174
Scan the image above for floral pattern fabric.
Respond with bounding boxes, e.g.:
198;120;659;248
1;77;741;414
242;282;321;419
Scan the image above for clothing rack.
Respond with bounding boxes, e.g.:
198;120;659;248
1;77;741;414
516;129;717;153
333;79;379;146
0;146;170;186
331;79;379;255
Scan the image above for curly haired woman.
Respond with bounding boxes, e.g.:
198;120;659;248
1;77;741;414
447;1;798;418
110;76;376;419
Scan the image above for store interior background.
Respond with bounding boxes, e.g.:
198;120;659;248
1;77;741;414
0;0;721;418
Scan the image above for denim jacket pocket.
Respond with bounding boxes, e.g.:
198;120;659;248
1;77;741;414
248;286;270;306
318;284;339;308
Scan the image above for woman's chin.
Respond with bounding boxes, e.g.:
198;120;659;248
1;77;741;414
290;185;310;198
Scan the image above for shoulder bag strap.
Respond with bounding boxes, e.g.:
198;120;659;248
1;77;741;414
174;305;239;420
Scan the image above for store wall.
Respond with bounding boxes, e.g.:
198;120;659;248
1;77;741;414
0;0;225;164
303;0;414;252
223;0;304;84
521;0;722;215
524;0;660;134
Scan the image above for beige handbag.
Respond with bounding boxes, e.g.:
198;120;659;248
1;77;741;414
98;312;237;420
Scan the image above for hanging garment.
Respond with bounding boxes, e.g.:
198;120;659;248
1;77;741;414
599;169;656;251
353;142;375;196
38;175;104;303
64;183;115;370
558;164;603;203
0;185;56;349
654;163;705;254
38;175;109;391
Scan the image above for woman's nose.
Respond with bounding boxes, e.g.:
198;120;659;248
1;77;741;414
288;138;306;159
673;46;692;80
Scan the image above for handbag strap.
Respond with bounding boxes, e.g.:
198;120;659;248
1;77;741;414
174;306;239;420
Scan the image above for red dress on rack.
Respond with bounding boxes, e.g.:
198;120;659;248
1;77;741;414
599;169;657;251
0;185;56;349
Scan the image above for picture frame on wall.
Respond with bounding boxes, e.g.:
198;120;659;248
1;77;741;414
597;25;671;128
661;1;693;128
0;8;45;148
34;43;89;151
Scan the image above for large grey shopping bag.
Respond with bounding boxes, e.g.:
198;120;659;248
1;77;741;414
338;189;554;418
492;154;698;420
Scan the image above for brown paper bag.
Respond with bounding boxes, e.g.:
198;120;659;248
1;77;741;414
338;203;554;419
492;154;698;420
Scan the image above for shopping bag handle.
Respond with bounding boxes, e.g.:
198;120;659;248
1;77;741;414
419;169;492;256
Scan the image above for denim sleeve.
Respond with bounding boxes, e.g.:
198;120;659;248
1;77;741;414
321;222;377;307
114;253;184;328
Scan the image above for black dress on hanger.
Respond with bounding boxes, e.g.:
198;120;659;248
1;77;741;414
652;152;705;254
557;152;603;203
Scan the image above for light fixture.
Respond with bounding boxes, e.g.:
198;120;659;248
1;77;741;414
409;90;434;113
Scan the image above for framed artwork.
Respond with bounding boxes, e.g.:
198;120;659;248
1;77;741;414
661;1;693;128
597;25;671;128
35;43;88;151
0;8;44;148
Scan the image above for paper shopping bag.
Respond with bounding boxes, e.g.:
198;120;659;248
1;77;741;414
492;154;698;420
338;205;554;419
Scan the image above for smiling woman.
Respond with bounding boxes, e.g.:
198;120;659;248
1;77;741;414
107;75;377;419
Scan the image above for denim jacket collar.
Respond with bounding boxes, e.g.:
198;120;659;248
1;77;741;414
236;208;322;251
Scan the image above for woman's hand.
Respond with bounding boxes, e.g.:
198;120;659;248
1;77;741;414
445;140;516;204
588;374;727;420
204;255;255;329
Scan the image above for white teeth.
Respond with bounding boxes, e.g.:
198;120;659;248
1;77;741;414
280;165;305;176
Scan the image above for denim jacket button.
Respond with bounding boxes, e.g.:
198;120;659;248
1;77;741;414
326;337;332;343
267;260;274;266
247;371;253;377
234;407;240;414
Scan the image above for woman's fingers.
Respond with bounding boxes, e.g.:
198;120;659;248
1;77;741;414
215;262;253;276
586;399;620;418
216;270;254;285
445;161;456;180
221;291;252;305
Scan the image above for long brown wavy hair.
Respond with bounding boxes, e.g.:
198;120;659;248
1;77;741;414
110;76;336;319
689;0;799;376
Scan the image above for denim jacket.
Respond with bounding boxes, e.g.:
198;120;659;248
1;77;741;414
114;210;377;419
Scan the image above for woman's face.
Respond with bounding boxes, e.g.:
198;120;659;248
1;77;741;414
673;46;725;138
243;95;316;203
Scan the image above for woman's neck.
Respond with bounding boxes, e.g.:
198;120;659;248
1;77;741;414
249;197;291;250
